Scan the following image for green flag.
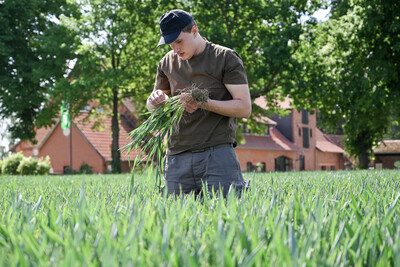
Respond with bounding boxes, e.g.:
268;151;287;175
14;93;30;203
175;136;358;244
60;101;71;130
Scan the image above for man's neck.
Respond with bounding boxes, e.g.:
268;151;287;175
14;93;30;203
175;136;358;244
193;35;207;56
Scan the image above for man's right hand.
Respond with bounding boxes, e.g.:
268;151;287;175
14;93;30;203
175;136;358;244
147;89;169;110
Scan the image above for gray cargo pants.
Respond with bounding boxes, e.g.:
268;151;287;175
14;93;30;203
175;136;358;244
163;144;246;197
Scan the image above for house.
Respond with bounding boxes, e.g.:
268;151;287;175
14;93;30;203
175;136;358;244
11;100;139;174
235;97;345;171
373;140;400;169
12;96;346;174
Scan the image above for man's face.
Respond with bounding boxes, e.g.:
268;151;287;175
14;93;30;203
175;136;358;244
169;27;197;60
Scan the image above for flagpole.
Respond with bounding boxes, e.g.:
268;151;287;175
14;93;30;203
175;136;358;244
70;122;72;172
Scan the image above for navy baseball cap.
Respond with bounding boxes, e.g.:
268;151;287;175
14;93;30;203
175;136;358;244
157;9;194;47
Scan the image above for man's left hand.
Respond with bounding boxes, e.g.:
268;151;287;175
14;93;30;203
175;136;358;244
179;94;202;113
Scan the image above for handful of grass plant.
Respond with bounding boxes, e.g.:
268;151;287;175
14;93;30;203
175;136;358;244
122;85;209;186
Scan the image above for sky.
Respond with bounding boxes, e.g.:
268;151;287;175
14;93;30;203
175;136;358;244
0;118;11;149
312;7;331;21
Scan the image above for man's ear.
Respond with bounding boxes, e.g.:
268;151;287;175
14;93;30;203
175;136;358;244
191;25;199;37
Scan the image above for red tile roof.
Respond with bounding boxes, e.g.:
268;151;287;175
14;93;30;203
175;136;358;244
374;140;400;154
74;113;138;161
18;112;140;162
254;95;293;110
10;125;56;153
237;127;300;151
315;129;344;153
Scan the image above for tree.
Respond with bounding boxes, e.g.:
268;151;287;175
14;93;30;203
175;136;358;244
191;0;323;109
70;0;164;173
290;0;400;168
0;0;80;142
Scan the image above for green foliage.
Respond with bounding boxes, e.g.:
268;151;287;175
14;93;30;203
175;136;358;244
36;156;52;175
1;152;24;175
290;0;400;168
0;0;80;141
0;160;2;175
79;162;93;174
0;170;400;265
189;0;324;135
1;152;51;175
394;161;400;169
67;0;166;173
64;167;78;175
17;157;39;175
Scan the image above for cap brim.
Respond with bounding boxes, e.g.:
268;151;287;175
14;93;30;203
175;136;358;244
157;31;181;47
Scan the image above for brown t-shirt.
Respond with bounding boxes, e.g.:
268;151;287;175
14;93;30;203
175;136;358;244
155;42;248;155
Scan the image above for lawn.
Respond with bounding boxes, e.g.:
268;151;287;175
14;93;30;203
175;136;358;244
0;170;400;266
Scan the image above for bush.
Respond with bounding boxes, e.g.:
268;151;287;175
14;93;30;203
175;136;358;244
37;156;52;175
394;161;400;169
2;152;24;175
0;160;2;175
79;162;94;174
64;167;78;175
1;152;52;175
17;157;39;175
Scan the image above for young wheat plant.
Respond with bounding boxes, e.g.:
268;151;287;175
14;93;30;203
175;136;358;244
122;85;209;186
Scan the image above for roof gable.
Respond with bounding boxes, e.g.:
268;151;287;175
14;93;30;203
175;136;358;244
315;129;344;153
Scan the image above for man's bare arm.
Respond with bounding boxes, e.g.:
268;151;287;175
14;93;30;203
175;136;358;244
182;84;251;118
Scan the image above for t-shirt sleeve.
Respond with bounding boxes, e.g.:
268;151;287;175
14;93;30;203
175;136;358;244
154;63;171;92
222;50;248;85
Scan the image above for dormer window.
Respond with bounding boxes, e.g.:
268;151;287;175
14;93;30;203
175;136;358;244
303;127;310;148
302;109;309;124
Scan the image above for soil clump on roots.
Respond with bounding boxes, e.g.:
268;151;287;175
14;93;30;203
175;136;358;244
177;84;209;104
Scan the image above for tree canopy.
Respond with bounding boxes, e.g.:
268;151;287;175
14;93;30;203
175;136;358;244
290;0;400;168
0;0;79;141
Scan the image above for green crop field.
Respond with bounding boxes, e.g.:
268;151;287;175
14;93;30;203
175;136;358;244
1;170;400;266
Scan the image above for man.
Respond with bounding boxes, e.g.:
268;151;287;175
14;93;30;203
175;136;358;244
147;9;251;197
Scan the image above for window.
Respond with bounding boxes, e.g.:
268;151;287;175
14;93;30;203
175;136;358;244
275;156;291;171
302;109;309;124
302;127;309;148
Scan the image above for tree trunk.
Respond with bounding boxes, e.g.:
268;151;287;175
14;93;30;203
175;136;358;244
358;138;369;169
111;88;121;173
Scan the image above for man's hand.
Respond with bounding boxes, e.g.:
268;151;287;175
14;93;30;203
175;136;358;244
147;89;169;110
179;94;202;114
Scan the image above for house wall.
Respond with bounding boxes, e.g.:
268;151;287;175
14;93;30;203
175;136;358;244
375;154;400;169
39;124;105;174
235;148;299;172
291;109;317;171
316;150;345;170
